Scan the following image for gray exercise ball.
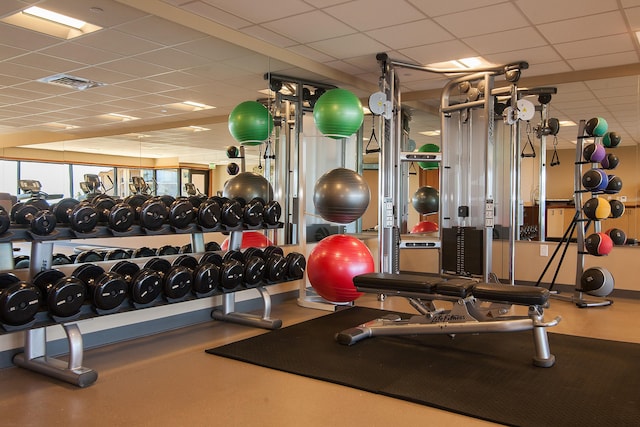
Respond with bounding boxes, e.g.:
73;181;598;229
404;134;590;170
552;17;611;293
313;168;370;224
223;171;273;203
412;186;439;214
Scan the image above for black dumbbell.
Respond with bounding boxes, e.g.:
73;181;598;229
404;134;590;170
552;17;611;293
263;201;282;226
104;248;131;260
0;206;10;235
52;198;99;233
52;253;73;265
205;241;222;252
156;245;179;256
144;257;192;301
137;197;168;231
196;197;221;229
110;260;163;306
234;197;265;227
262;246;288;283
0;272;41;326
75;250;104;264
211;196;242;228
92;196;134;232
32;269;86;319
173;254;198;270
122;194;149;220
240;247;267;287
131;246;156;258
187;195;204;209
168;197;195;229
158;195;176;208
285;252;306;280
191;254;221;296
72;264;128;312
11;202;56;235
179;244;192;253
200;251;243;290
13;255;30;269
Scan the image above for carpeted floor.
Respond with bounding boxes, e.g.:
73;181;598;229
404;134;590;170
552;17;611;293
207;306;640;427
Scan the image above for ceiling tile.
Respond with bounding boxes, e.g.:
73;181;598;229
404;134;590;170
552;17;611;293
365;20;454;50
399;40;477;65
10;52;84;74
524;60;572;77
624;6;640;27
0;43;28;61
180;1;251;29
39;42;122;66
116;15;207;46
515;0;619;24
555;34;635;59
485;46;562;66
263;11;355;44
287;44;336;63
177;36;255;60
307;33;388;60
536;11;627;44
0;23;61;51
135;47;212;71
323;0;425;31
567;51;638;70
464;27;548;55
408;0;506;17
75;29;163;56
433;3;529;38
99;57;173;79
73;66;139;85
199;0;313;24
240;25;297;48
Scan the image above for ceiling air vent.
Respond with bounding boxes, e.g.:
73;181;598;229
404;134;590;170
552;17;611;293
37;73;106;91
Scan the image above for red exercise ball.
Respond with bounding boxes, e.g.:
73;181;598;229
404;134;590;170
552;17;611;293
221;231;273;250
307;234;374;303
410;221;439;233
584;232;613;256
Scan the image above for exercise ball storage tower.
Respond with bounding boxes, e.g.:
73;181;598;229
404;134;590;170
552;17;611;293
373;53;529;282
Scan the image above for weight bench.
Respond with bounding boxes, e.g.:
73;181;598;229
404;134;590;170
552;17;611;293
336;272;561;367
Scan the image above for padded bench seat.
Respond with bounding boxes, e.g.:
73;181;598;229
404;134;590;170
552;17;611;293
353;272;550;306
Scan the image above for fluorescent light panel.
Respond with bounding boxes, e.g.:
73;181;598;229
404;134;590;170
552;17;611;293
23;6;85;29
1;6;102;39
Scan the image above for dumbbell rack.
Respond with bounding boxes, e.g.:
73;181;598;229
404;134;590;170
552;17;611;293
3;218;287;388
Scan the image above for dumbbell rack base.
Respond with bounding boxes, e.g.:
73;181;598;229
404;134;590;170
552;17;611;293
13;324;98;388
212;287;282;330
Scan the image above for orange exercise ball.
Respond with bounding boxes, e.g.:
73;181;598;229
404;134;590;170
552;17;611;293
410;221;439;233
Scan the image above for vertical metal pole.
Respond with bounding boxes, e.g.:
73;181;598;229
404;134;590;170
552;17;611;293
508;84;519;284
484;74;496;284
573;120;587;291
538;104;548;241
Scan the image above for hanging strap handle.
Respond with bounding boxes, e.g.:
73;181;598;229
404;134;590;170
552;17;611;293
550;135;560;166
365;116;381;154
521;121;536;158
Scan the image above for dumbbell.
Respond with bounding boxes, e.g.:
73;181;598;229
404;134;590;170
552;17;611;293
144;257;193;301
32;269;86;319
123;195;168;231
72;264;128;312
104;248;131;260
75;249;104;263
92;195;135;233
52;198;99;233
263;201;282;226
284;252;306;280
210;196;243;228
0;272;41;327
13;255;30;269
0;206;10;235
234;197;265;227
200;251;243;291
168;197;196;230
191;253;221;296
262;246;288;283
239;247;267;287
196;197;221;229
110;260;163;306
52;253;73;265
156;245;179;256
131;246;156;258
10;202;56;235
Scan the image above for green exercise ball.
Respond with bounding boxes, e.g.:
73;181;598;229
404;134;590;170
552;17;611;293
417;143;440;170
313;88;364;139
585;117;608;137
228;101;274;145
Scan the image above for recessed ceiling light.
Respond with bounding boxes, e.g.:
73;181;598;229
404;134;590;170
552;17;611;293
559;120;576;127
182;101;215;110
419;130;441;137
1;6;102;39
188;126;210;132
107;113;139;121
426;56;493;71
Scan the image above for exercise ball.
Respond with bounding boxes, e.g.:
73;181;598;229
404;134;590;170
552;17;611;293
220;231;273;250
605;175;622;194
313;168;370;224
605;228;627;245
313;88;364;139
585;117;608;137
600;153;619;170
584;232;613;256
603;131;621;148
582;197;611;220
223;171;273;203
226;162;240;176
411;221;439;233
580;267;614;297
583;143;606;163
417;143;440;170
412;186;439;215
306;234;374;303
581;169;607;192
609;199;625;218
228;101;274;145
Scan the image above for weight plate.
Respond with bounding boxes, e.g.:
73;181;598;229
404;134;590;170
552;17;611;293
199;252;222;266
13;204;38;224
156;245;178;256
145;257;172;274
108;203;134;232
90;272;128;311
72;263;105;284
110;261;140;282
47;277;86;318
243;247;264;261
0;207;10;235
10;202;23;222
158;195;176;208
220;259;243;290
30;210;56;235
95;197;116;223
32;269;65;292
243;256;265;286
52;198;80;224
25;198;50;211
205;241;221;252
179;244;192;254
131;247;156;258
173;255;198;270
243;199;264;227
263;201;282;225
0;272;21;287
13;255;30;269
188;195;203;209
169;200;195;229
223;250;244;263
163;266;192;299
70;204;99;233
220;198;242;227
104;249;130;260
197;199;221;229
0;281;41;326
192;263;220;294
52;253;72;265
285;252;306;280
75;250;104;263
130;269;162;305
265;253;287;283
263;246;284;259
124;194;148;211
139;199;167;230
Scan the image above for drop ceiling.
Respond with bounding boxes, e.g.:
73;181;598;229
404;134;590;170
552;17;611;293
1;0;639;166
